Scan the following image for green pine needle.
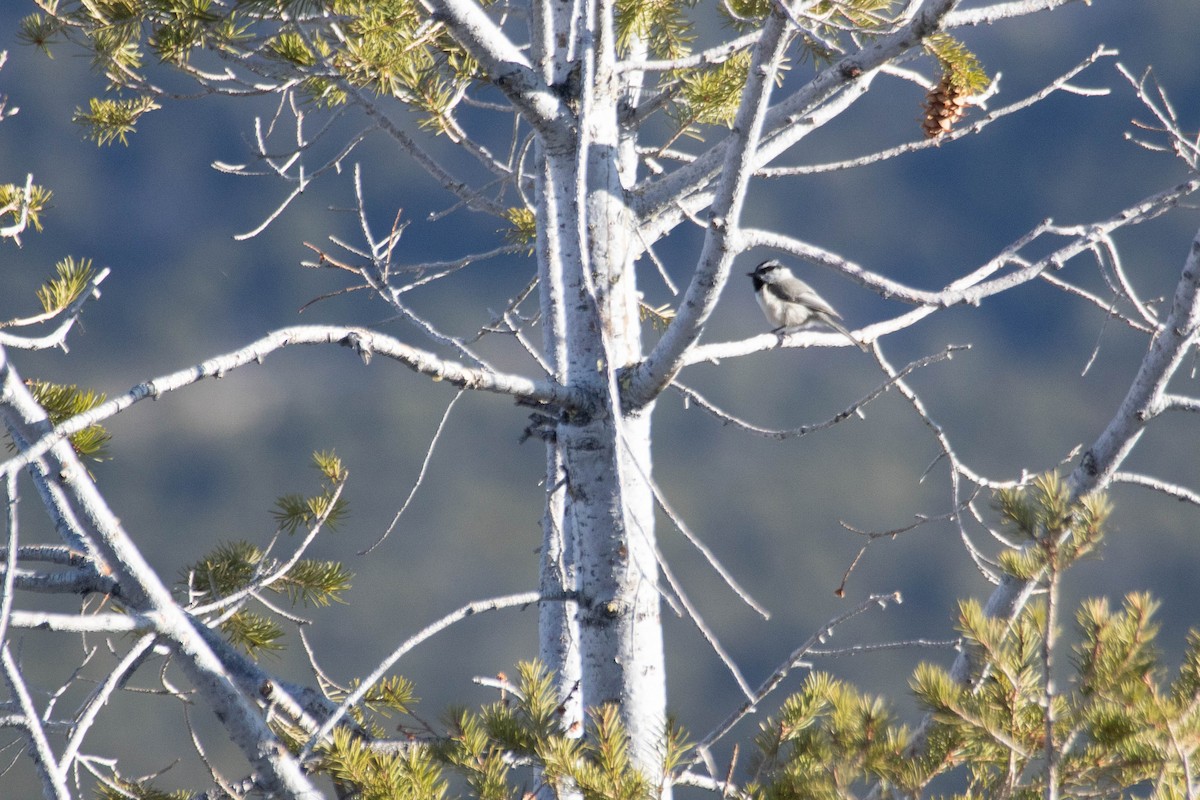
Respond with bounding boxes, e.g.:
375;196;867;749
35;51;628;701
313;449;348;482
924;32;990;93
278;558;354;607
73;96;161;146
36;256;96;314
273;449;350;532
189;540;263;597
671;51;753;134
221;609;286;656
17;13;62;56
95;776;191;800
0;181;53;233
501;207;536;252
20;379;110;461
615;0;696;60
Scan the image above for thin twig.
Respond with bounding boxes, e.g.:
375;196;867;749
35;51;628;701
361;392;464;554
673;345;963;440
690;592;903;756
298;591;542;760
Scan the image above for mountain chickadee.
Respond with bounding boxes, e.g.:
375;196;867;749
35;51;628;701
748;259;867;351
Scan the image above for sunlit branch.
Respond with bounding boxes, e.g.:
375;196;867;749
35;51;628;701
298;591;542;761
1;326;581;481
0;269;112;351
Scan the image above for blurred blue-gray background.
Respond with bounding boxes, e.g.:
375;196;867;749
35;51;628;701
2;1;1200;794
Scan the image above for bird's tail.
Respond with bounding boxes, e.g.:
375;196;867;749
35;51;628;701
826;317;869;352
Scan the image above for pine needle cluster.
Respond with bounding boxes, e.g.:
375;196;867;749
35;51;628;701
183;450;352;657
662;0;895;141
0;180;52;231
18;378;110;461
615;0;696;60
502;207;537;253
34;256;97;315
319;662;691;800
94;776;190;800
22;0;480;139
272;449;350;534
670;52;754;134
72;96;161;146
910;591;1200;799
993;471;1110;580
748;672;925;799
745;477;1200;799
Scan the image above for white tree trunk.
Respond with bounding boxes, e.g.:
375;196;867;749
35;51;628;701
532;0;670;771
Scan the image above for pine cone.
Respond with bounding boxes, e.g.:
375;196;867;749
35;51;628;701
922;72;967;139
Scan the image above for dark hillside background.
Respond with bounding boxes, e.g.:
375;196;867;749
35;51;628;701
1;2;1200;794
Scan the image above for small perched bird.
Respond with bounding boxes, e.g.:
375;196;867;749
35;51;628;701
748;259;867;351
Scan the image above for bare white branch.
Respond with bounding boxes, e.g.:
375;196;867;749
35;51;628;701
691;592;903;755
298;591;542;760
0;268;112;351
757;47;1115;178
1;325;582;481
361;391;464;555
417;0;573;147
58;634;159;773
1;646;70;799
672;345;963;439
1113;471;1200;506
0;347;325;799
945;0;1087;27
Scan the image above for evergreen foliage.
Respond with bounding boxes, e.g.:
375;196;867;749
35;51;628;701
735;478;1198;800
748;672;921;799
34;256;96;315
503;207;537;251
18;379;110;460
110;562;1200;800
183;450;352;656
94;777;190;800
670;53;754;134
0;180;51;231
73;96;161;146
923;33;990;95
19;0;926;148
316;662;691;800
272;449;350;534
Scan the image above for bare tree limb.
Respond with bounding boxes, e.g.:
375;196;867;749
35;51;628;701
1;646;70;800
1113;471;1200;506
884;220;1200;794
631;0;959;226
298;591;542;761
1;325;582;481
58;633;160;774
689;592;903;758
672;345;963;439
362;391;464;555
419;0;574;148
0;346;324;800
756;46;1115;178
623;3;795;407
945;0;1090;27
